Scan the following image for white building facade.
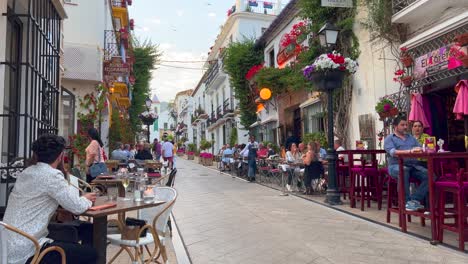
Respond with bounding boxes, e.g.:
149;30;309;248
0;0;67;215
192;0;279;153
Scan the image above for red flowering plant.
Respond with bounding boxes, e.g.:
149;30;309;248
245;64;264;80
393;68;412;86
290;21;308;43
280;32;296;48
449;43;467;60
400;47;413;67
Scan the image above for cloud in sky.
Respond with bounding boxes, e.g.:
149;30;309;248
176;10;184;17
148;18;161;24
208;12;216;17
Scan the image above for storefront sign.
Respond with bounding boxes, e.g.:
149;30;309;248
413;44;467;80
321;0;353;8
103;57;130;77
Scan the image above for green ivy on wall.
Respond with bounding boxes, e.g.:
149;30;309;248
222;40;263;129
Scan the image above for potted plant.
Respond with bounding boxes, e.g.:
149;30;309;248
393;69;413;87
400;47;413;68
291;21;308;44
375;98;398;120
454;33;468;46
449;44;468;68
138;111;158;125
186;143;196;160
303;51;358;91
199;139;213;166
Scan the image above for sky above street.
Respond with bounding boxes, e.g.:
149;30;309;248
129;0;233;102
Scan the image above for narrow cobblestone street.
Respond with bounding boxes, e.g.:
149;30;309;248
173;158;468;264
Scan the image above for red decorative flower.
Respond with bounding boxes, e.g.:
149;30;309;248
245;64;264;80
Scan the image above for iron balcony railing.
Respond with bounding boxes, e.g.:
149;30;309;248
204;60;220;88
392;0;417;15
112;0;127;8
216;105;222;119
223;98;233;114
104;30;121;61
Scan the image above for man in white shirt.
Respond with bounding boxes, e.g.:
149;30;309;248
334;139;348;163
161;136;174;169
3;134;97;264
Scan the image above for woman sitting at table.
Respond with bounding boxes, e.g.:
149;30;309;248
303;142;322;195
3;134;97;264
285;143;302;191
257;143;269;159
411;120;431;146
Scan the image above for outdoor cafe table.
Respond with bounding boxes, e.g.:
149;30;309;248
92;177;126;197
395;152;468;244
81;196;165;264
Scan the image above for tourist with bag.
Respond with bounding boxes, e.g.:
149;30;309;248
85;128;107;182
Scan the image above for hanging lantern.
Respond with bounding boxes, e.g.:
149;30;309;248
109;86;115;94
259;88;272;100
129;19;135;30
126;0;133;6
256;103;264;113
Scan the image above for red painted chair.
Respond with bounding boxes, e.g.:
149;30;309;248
382;168;425;227
436;168;468;251
337;158;350;200
349;158;383;211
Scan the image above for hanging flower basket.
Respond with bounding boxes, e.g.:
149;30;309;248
401;75;413;87
139;111;158;126
307;70;346;91
378;107;399;120
303;51;358;91
400;55;413;67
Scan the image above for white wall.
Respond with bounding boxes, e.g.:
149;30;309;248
63;0;114;47
347;7;400;149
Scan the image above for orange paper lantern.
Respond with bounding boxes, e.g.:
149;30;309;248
259;88;272;100
109;87;115;94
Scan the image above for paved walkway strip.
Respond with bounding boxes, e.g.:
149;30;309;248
173;158;468;264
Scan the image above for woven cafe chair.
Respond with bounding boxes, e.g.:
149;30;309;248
107;187;177;264
0;221;66;264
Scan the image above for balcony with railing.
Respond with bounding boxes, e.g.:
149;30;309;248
204;60;227;93
104;30;121;61
112;0;130;8
392;0;417;15
391;0;466;24
216;105;222;119
223;98;234;116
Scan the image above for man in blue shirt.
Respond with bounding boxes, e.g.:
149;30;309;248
111;142;128;162
221;144;234;171
384;115;428;211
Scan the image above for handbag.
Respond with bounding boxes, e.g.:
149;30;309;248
122;218;147;240
89;146;107;178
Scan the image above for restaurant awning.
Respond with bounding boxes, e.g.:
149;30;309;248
261;117;277;125
299;97;320;108
249;121;260;128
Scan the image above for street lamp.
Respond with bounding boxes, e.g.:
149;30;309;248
318;22;340;48
318;22;343;206
145;98;152;143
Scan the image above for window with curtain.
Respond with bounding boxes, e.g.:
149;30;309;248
303;102;324;134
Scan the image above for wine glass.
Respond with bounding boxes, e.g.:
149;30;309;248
121;175;131;200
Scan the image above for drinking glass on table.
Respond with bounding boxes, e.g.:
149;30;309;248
121;174;131;200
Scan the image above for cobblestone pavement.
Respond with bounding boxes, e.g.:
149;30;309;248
173;158;468;264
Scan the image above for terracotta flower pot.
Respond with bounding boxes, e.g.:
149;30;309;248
378;107;399;120
400;56;413;68
401;75;413;87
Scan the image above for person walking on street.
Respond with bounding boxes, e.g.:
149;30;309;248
162;137;174;169
153;138;162;161
240;135;259;182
